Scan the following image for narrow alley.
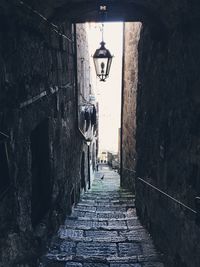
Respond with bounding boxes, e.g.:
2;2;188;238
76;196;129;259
40;165;164;267
1;2;200;267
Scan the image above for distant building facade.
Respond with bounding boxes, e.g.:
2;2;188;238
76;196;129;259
98;151;108;163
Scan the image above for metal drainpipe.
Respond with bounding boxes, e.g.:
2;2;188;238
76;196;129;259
87;144;91;189
120;22;125;187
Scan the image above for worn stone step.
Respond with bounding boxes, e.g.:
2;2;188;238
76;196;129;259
55;228;156;244
72;216;138;222
76;202;135;208
43;254;164;266
73;214;137;220
72;210;134;219
75;204;135;212
63;219;142;231
86;195;135;198
75;204;135;210
72;210;136;219
45;252;161;263
39;166;165;267
82;196;135;201
42;261;165;267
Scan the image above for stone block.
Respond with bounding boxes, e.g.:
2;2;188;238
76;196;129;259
76;242;118;257
118;242;142;257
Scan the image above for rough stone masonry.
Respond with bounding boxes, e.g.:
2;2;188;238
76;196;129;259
121;2;200;267
0;3;92;266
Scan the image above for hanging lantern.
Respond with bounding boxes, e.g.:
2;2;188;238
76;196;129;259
93;25;113;82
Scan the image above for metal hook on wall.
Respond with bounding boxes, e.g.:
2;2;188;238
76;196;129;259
98;2;108;21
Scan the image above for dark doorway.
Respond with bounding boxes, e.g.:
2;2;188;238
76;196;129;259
30;119;52;227
0;142;10;197
81;152;86;190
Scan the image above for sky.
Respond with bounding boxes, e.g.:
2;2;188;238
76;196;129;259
87;22;123;153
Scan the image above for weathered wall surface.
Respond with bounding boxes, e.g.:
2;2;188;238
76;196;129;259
76;23;98;187
135;2;200;267
121;22;141;192
76;23;98;189
0;4;90;267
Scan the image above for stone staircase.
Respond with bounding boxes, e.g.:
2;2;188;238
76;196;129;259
40;166;165;267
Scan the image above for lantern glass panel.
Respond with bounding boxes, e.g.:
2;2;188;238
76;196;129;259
93;57;100;76
106;57;112;76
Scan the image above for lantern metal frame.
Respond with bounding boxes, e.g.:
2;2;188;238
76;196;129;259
93;24;113;82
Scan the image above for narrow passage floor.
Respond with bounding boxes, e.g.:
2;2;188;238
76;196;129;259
40;165;165;267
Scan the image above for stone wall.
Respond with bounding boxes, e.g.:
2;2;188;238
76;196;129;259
76;23;98;187
135;2;200;267
0;4;90;267
121;23;141;192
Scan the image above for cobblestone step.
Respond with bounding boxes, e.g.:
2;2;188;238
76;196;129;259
39;166;165;267
72;211;136;219
63;219;142;231
75;205;135;212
